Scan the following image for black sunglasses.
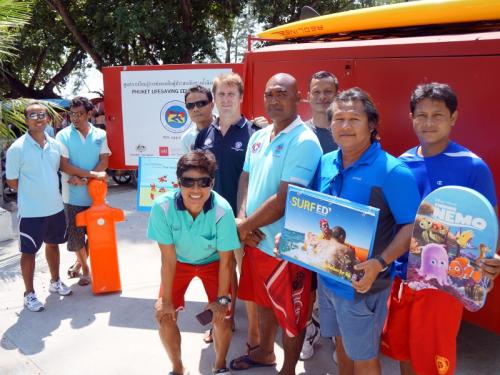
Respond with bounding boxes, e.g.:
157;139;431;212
185;100;210;110
179;176;212;188
26;112;47;120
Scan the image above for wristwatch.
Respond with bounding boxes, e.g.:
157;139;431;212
216;296;231;306
81;177;88;183
375;254;389;272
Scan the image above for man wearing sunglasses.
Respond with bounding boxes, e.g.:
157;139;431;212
181;85;215;154
147;151;240;375
230;73;322;374
56;96;110;286
6;101;72;312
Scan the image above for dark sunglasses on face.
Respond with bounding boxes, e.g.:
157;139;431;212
185;100;210;110
26;112;47;120
179;176;212;188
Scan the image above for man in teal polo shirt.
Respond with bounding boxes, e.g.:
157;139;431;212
230;73;322;374
6;101;72;312
148;150;239;375
56;96;110;286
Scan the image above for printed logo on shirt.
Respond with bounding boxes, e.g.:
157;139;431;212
231;141;244;152
204;138;213;147
274;143;284;157
95;139;103;146
352;176;362;181
435;355;450;375
252;142;262;153
436;180;443;186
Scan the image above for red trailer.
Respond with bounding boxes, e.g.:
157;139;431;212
103;29;500;334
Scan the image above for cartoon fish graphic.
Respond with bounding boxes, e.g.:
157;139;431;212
448;257;482;282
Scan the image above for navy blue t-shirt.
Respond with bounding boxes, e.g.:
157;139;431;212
194;116;259;214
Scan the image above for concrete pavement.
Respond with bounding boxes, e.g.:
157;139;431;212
1;184;499;374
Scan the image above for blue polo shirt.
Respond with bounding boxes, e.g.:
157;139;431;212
147;190;240;265
314;142;420;298
194;116;259;214
244;116;322;255
56;123;111;206
6;133;64;218
394;141;497;279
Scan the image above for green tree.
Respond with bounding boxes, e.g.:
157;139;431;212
1;0;245;99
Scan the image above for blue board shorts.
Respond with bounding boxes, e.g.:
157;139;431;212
19;210;67;254
318;278;392;361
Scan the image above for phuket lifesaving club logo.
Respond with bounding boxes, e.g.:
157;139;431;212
160;100;190;133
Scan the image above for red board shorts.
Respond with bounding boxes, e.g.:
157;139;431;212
238;246;282;308
159;260;229;312
381;278;463;375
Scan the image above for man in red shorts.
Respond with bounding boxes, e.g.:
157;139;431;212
147;151;240;375
382;83;500;375
229;73;322;374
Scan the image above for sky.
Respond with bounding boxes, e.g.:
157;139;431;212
58;65;103;99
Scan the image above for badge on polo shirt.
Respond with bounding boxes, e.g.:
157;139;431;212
252;142;262;153
204;138;213;148
274;143;284;157
231;141;244;152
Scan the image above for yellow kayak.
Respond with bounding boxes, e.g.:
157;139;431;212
257;0;500;40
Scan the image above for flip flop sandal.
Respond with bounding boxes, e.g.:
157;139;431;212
203;328;213;344
229;355;276;371
67;262;81;278
246;343;259;355
78;275;91;286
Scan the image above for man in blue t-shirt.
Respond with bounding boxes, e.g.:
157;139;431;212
6;101;72;312
314;88;421;375
382;83;500;375
56;96;109;286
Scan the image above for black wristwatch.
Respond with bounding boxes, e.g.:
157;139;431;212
375;255;389;272
216;296;231;306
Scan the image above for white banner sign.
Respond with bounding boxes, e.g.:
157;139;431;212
121;68;230;165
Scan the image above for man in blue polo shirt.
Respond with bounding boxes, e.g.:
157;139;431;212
314;88;421;375
382;83;500;375
56;96;109;286
230;73;322;374
6;101;72;312
148;151;240;375
194;72;259;346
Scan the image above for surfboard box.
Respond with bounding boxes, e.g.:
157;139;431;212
407;186;498;312
258;0;500;40
279;185;379;291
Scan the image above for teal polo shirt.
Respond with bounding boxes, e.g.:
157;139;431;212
56;123;111;206
243;116;322;255
147;190;240;265
6;133;64;218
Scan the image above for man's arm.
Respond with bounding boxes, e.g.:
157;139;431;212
59;156;106;179
207;251;234;323
93;153;109;172
238;180;290;243
155;243;177;324
236;171;249;219
6;179;18;190
353;223;413;293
